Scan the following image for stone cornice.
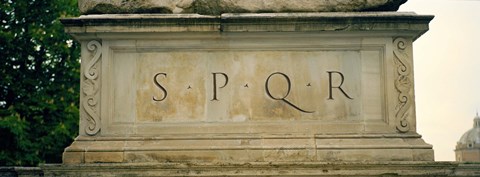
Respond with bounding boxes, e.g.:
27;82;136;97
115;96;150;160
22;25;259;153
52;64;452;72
61;12;433;40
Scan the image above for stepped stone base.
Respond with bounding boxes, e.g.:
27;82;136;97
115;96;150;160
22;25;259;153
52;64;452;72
42;162;480;177
3;162;480;177
62;134;434;164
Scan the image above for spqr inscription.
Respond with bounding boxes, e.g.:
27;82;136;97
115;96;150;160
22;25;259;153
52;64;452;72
152;71;353;113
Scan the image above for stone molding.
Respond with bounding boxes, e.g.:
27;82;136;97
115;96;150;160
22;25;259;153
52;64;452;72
393;37;413;133
42;162;480;177
61;12;433;40
82;40;102;136
63;133;433;163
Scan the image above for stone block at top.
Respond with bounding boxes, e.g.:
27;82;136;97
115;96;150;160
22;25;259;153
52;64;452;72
79;0;408;15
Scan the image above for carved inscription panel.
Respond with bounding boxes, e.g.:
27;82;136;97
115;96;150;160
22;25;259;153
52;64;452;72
111;49;383;124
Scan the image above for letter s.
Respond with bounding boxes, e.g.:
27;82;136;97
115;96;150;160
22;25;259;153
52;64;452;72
153;73;167;102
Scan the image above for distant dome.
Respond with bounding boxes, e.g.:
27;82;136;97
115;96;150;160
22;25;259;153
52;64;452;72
457;114;480;146
455;113;480;162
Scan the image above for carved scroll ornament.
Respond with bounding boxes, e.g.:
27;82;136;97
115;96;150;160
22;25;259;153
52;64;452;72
83;40;101;135
393;37;412;133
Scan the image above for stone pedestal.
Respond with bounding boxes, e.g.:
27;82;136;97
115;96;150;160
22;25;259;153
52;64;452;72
59;12;435;165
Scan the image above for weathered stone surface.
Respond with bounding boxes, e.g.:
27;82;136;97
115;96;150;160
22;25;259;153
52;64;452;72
42;162;480;177
0;167;43;177
62;152;84;164
79;0;408;15
62;134;434;163
84;152;124;163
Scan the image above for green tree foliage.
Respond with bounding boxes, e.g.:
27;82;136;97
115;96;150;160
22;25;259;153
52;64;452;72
0;0;80;166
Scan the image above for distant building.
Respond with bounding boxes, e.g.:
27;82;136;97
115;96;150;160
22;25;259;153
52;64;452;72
455;113;480;162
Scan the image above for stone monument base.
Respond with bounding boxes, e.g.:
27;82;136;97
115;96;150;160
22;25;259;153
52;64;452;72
63;134;433;164
61;12;435;164
42;162;480;176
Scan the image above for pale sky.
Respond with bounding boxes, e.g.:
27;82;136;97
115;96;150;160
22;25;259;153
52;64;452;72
399;0;480;161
